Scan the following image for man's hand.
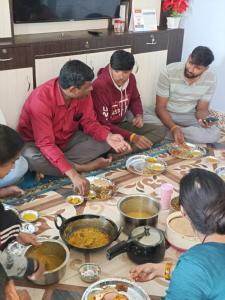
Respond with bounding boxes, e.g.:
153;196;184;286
0;185;24;198
132;114;144;128
129;262;165;282
65;169;90;196
132;135;153;149
27;261;45;281
17;233;40;246
172;127;185;144
106;133;131;153
198;118;211;128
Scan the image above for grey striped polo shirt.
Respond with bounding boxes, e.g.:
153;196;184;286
156;62;216;113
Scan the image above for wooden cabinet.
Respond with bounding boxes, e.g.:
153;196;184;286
0;29;184;127
134;50;167;108
0;0;12;39
0;68;33;128
35;53;87;86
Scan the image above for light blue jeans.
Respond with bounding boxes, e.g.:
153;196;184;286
0;156;28;187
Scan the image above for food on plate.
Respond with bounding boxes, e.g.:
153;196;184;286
20;210;39;222
145;157;158;163
112;295;129;300
206;156;218;164
148;163;164;171
191;150;202;157
115;284;128;292
169;216;195;236
88;178;114;201
67;227;110;248
170;197;180;211
170;143;204;159
126;211;154;218
66;195;84;205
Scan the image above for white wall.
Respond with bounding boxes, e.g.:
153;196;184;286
180;0;225;113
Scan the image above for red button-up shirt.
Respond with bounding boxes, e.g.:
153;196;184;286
17;78;110;174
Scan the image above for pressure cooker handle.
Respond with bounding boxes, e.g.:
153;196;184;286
54;214;66;230
106;240;131;260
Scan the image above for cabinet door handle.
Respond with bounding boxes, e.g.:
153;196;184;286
146;42;157;45
26;76;31;92
0;57;13;61
134;62;139;74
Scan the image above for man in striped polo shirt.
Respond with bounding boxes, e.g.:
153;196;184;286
144;46;220;144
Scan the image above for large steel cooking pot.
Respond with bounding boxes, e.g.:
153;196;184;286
54;214;121;251
118;194;160;234
107;225;165;264
25;239;69;285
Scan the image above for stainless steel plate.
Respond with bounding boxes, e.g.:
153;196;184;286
81;278;151;300
168;142;207;159
86;176;116;201
126;155;166;176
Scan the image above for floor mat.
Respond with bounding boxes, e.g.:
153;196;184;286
2;143;170;206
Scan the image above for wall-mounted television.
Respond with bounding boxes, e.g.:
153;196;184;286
13;0;121;23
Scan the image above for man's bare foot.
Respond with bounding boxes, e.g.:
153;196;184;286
35;172;45;181
74;156;112;173
108;147;133;161
0;185;24;198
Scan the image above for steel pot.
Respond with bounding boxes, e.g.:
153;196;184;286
107;225;165;264
118;194;160;234
25;239;69;285
54;214;121;251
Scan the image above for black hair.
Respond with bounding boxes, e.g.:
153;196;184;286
58;60;94;89
110;50;135;71
180;168;225;235
190;46;214;67
0;125;24;165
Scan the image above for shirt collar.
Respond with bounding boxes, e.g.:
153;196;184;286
55;79;79;108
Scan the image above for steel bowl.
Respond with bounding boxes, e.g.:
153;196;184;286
117;194;160;234
25;239;70;285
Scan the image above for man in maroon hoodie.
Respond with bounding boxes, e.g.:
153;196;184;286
92;50;165;151
18;60;130;195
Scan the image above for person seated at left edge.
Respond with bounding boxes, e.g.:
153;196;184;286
92;50;166;153
17;60;130;196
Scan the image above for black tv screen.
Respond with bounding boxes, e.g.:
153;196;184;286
13;0;120;23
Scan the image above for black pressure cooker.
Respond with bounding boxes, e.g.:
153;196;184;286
107;225;165;264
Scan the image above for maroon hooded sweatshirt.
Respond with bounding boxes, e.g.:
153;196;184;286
92;65;143;140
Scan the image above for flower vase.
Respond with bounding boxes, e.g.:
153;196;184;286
167;17;181;29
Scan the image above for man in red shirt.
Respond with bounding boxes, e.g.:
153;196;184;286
18;60;130;195
92;50;165;151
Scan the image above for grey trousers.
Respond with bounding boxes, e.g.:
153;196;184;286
22;131;110;176
143;107;220;144
118;121;166;144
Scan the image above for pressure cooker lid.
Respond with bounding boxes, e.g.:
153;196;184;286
131;226;163;246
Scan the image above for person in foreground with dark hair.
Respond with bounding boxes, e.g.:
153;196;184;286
130;168;225;299
18;60;130;195
0;115;28;198
144;46;220;144
92;50;165;152
0;125;44;300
